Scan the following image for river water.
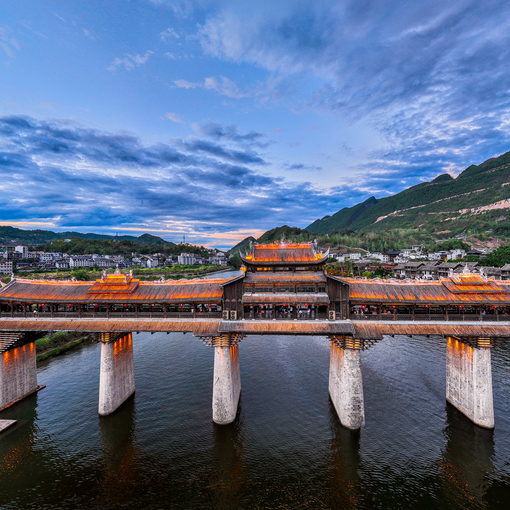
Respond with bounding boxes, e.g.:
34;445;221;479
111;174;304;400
0;333;509;509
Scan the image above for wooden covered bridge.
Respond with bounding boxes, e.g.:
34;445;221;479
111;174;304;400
0;242;509;431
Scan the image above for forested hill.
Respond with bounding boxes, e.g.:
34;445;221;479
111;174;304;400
306;150;510;241
0;226;175;247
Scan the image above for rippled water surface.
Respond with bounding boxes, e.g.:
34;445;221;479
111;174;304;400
0;333;509;509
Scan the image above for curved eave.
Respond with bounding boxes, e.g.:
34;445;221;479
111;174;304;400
0;296;223;304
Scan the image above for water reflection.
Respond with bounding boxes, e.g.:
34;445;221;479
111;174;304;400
440;404;494;509
209;412;245;510
0;393;39;477
328;402;362;509
98;398;140;504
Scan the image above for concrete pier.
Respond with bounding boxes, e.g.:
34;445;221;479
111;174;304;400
212;340;241;425
98;333;135;416
329;337;365;430
446;337;494;429
0;342;38;411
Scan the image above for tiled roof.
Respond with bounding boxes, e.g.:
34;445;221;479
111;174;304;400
242;242;328;265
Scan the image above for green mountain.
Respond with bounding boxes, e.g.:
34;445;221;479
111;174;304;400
307;150;510;242
257;225;311;244
228;236;257;254
0;226;175;247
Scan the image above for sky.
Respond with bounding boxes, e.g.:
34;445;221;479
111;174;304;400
1;0;510;249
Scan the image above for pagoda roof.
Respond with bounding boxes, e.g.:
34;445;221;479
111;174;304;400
241;242;329;265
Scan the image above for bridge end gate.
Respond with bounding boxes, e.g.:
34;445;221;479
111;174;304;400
98;332;135;416
0;332;40;411
446;336;494;429
329;336;365;430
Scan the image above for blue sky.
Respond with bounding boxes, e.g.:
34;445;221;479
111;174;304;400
1;0;510;248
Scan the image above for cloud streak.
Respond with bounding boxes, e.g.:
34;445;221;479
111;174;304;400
107;50;154;71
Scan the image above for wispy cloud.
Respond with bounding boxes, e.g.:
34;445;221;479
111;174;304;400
193;122;268;147
160;27;180;41
107;50;154;71
173;75;248;98
0;27;19;58
165;112;184;123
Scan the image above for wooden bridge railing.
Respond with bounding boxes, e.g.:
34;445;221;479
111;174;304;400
1;311;509;322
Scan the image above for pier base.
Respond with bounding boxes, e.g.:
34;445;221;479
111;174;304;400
212;341;241;425
0;341;38;411
98;333;135;416
329;338;365;430
446;337;494;429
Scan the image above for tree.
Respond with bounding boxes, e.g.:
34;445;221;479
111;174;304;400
71;269;90;281
481;245;510;267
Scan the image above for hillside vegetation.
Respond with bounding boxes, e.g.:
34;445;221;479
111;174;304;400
307;151;510;245
36;238;209;257
0;226;175;247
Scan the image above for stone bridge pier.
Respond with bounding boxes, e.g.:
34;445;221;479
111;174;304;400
446;336;494;429
328;336;366;430
98;332;135;416
202;334;243;425
0;332;41;411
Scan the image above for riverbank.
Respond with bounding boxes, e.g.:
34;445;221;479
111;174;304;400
35;331;96;363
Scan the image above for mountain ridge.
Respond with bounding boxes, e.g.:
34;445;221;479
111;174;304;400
0;226;175;247
306;150;510;239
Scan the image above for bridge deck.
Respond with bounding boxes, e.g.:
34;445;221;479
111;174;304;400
0;318;509;339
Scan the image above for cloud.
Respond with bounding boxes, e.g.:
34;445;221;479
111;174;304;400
0;27;20;58
148;0;194;18
0;115;347;245
196;0;510;189
173;79;198;89
193;122;268;147
165;112;184;123
173;75;248;98
160;27;180;41
107;50;154;71
177;138;266;164
82;28;96;41
284;163;322;172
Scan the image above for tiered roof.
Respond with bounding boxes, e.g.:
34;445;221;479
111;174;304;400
241;242;328;266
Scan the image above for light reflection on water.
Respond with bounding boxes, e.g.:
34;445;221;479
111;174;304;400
0;333;509;509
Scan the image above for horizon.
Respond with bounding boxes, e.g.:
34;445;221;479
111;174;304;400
2;1;510;249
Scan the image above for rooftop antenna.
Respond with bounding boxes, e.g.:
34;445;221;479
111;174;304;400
183;234;186;244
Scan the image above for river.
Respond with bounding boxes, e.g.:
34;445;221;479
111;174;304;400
0;333;509;509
